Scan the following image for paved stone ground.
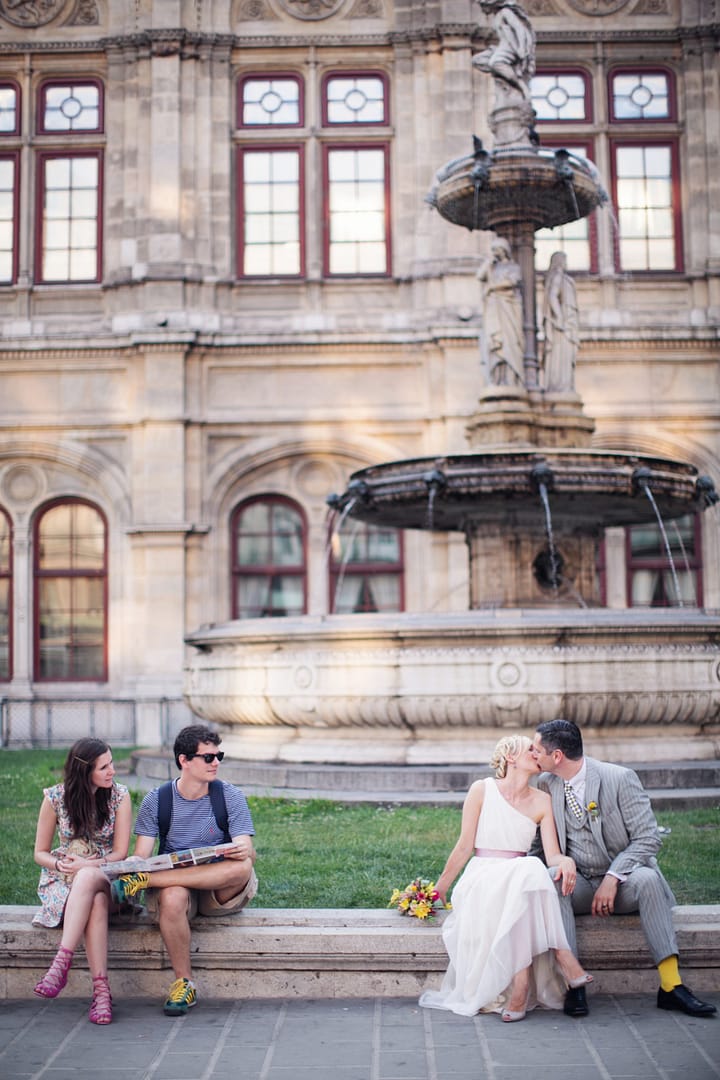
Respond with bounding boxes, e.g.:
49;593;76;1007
1;994;718;1080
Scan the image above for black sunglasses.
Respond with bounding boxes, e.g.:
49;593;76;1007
187;751;224;764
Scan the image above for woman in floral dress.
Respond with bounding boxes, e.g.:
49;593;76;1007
33;737;131;1024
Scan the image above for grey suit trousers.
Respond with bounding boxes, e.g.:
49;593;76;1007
551;867;678;964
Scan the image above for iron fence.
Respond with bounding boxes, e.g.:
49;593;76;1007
0;697;192;748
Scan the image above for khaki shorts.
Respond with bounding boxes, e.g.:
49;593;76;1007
144;867;258;921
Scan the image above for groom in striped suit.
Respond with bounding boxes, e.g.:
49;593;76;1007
531;718;716;1019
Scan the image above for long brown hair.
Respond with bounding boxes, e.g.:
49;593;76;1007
62;738;113;839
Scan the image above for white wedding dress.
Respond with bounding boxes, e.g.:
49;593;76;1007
419;777;569;1016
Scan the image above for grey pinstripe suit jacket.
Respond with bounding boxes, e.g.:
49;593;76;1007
535;756;673;893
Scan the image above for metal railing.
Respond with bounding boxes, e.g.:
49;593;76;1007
0;696;191;748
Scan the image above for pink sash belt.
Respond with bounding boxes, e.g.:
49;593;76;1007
474;847;526;859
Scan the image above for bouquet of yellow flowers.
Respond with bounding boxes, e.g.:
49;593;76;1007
388;877;448;920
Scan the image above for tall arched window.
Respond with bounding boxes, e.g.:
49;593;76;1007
329;519;403;613
0;508;11;680
231;496;307;618
34;499;108;681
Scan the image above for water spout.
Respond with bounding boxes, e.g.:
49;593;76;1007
530;464;560;590
632;468;684;607
423;469;447;530
696;475;719;507
554;149;580;221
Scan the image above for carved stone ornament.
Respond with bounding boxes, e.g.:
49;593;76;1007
0;0;68;26
70;0;99;25
348;0;384;17
236;0;278;19
275;0;347;20
564;0;632;14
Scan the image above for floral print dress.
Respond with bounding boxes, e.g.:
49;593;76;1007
32;781;129;928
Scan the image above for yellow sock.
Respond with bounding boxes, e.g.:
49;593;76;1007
658;955;681;992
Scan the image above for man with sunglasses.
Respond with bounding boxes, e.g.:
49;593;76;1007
111;724;257;1016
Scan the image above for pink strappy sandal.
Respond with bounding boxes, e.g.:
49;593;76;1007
89;974;113;1025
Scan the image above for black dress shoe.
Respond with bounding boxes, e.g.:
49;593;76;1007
657;985;717;1017
564;985;589;1017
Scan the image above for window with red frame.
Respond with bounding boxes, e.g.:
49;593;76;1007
0;508;11;681
36;80;103;284
531;70;591;123
239;74;303;128
232;496;307;618
329;519;403;614
0;81;20;284
323;143;390;276
235;70;391;279
322;73;388;126
611;140;681;272
531;72;594;272
608;69;680;271
627;513;701;608
534;142;597;274
34;499;108;681
237;145;304;276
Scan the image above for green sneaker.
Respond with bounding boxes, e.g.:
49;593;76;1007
163;977;197;1016
110;872;150;904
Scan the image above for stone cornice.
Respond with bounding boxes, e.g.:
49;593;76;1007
0;22;717;55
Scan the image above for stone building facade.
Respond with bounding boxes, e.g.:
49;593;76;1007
0;0;718;746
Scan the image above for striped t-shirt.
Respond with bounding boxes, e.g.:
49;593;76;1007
134;779;255;853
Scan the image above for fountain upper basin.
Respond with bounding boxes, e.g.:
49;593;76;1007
337;449;710;534
430;148;606;233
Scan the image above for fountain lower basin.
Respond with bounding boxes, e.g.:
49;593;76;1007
184;609;720;764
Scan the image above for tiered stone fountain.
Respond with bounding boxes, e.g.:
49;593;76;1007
184;0;720;767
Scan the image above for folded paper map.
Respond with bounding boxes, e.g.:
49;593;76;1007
101;842;238;878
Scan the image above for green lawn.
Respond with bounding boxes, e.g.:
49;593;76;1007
1;749;718;909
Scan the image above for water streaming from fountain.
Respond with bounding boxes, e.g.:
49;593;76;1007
633;469;684;607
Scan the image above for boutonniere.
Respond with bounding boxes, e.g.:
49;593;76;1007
586;801;599;821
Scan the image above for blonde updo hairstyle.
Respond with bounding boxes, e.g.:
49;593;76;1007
490;734;531;779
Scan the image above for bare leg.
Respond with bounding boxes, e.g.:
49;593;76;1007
506;965;530;1012
83;889;110;978
554;948;592;986
156;886;194;980
60;867;112;954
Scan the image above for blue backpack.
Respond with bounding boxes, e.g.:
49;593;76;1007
156;780;231;855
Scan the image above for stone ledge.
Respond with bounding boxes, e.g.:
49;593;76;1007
1;905;719;1000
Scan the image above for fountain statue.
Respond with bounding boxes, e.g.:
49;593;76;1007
184;1;720;767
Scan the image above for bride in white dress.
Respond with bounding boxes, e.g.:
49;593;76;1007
419;734;591;1021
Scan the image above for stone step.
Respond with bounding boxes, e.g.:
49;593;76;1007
126;751;720;810
3;905;718;1000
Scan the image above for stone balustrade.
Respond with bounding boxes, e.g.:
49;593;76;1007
2;905;719;1001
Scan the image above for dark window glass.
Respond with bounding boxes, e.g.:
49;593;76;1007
628;513;700;607
35;500;107;681
329;520;403;613
232;497;307;618
0;509;11;680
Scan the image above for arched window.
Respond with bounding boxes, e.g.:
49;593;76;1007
329;519;403;613
0;508;11;680
231;496;307;618
34;499;108;681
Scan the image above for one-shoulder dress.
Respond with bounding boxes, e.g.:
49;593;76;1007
419;777;569;1016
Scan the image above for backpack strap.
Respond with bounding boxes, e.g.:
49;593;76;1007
157;780;174;855
208;779;231;844
157;778;231;854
